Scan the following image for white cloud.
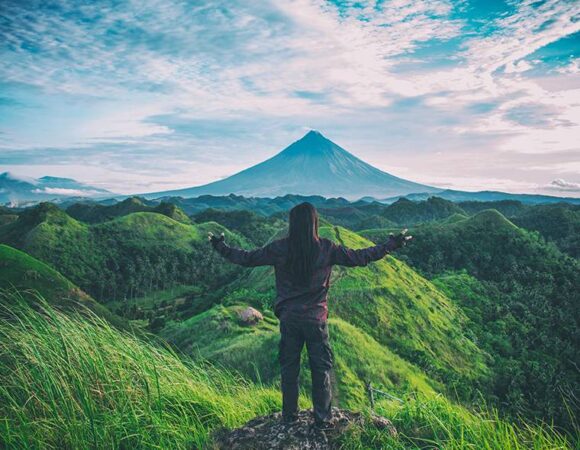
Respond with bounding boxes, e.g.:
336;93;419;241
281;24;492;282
461;0;580;75
556;59;580;75
1;0;579;195
505;60;534;74
547;178;580;192
2;172;39;185
31;187;104;197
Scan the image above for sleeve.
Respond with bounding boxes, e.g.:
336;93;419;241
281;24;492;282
212;239;279;267
330;238;398;267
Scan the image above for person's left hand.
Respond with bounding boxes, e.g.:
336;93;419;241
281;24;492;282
208;231;225;246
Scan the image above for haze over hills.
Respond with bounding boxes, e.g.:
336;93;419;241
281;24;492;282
0;172;112;205
143;130;441;200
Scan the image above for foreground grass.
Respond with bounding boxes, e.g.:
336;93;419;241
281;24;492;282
0;294;281;449
0;293;576;449
338;394;578;450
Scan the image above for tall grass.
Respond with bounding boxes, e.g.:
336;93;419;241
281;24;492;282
0;292;577;449
338;394;578;450
0;292;280;449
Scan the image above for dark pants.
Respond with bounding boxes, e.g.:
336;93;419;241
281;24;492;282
279;318;333;423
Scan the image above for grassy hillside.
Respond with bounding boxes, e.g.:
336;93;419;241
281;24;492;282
66;197;192;224
0;244;80;301
3;199;577;435
0;295;284;449
161;303;439;409
0;244;123;328
363;210;580;428
511;203;580;258
0;203;249;301
0;295;575;449
217;225;490;399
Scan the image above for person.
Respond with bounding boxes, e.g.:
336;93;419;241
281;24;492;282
208;202;412;429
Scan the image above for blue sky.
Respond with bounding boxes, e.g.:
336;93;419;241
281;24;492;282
0;0;579;196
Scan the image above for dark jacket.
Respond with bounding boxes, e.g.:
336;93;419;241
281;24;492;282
212;236;399;322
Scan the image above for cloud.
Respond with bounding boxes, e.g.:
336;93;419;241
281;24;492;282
547;178;580;192
31;188;105;197
2;172;39;185
460;0;580;75
0;0;579;196
556;59;580;74
505;60;534;74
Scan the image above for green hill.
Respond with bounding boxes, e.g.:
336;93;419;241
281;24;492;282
0;203;248;301
0;244;123;327
457;199;528;217
66;197;192;224
366;209;580;427
193;208;286;245
0;243;84;302
381;197;466;226
512;203;580;258
161;302;439;409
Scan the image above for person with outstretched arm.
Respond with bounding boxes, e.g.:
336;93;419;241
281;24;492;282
208;202;412;429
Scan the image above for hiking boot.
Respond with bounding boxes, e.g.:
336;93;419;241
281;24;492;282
282;414;298;425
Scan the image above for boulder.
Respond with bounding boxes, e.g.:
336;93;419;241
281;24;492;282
237;306;263;326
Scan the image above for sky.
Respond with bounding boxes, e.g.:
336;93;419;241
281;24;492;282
0;0;579;197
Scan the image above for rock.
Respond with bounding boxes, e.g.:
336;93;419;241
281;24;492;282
237;306;263;326
210;408;397;449
370;414;398;437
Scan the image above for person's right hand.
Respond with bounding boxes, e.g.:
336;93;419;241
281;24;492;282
389;228;413;249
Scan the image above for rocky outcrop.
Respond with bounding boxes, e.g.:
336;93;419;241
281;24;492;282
211;408;396;450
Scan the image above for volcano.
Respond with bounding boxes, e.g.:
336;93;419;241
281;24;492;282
145;131;440;200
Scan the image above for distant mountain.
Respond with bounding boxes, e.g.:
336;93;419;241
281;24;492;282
381;188;580;205
143;130;440;200
0;172;112;206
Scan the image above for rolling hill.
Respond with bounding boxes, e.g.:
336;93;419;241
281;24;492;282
66;197;191;224
161;302;439;408
0;203;249;301
361;210;580;427
3;198;578;430
0;244;124;327
383;188;580;205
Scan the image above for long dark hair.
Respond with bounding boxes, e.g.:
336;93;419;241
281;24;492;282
286;202;320;285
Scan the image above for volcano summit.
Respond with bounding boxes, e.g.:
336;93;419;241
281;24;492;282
145;131;439;200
